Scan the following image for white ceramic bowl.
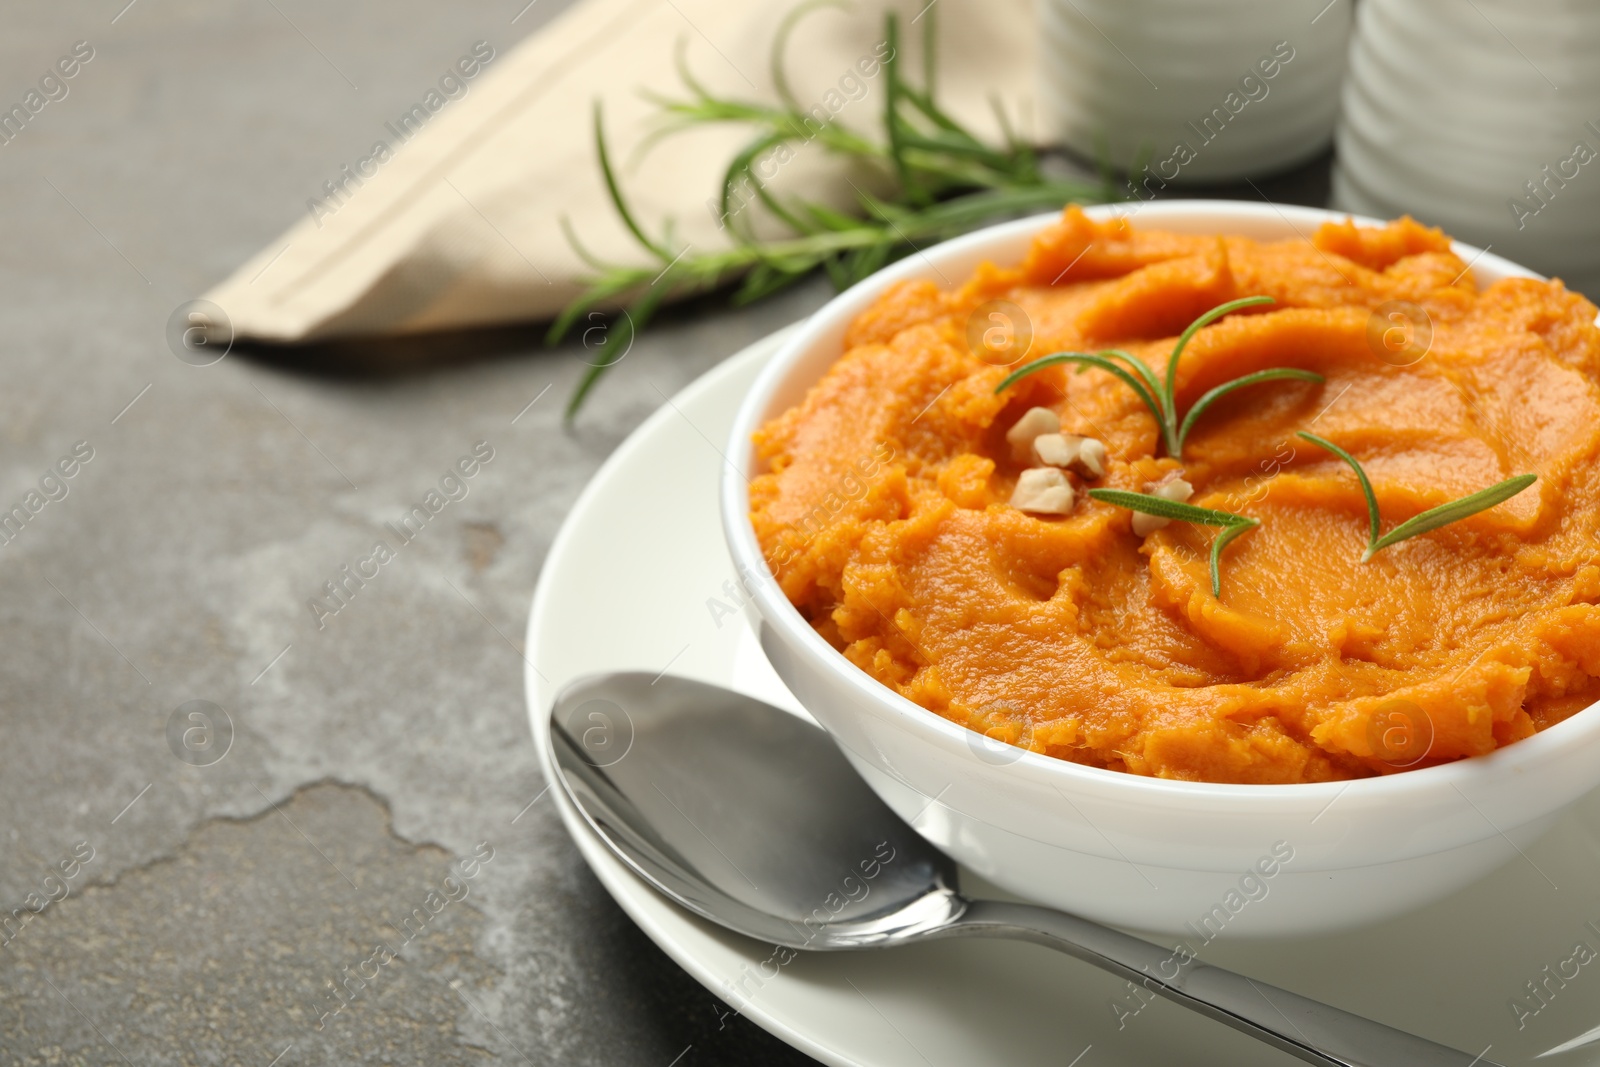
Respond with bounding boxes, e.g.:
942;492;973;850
720;200;1600;937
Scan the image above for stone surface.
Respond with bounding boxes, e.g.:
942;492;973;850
0;2;1336;1064
0;2;823;1063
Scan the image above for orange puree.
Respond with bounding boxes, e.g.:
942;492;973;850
750;207;1600;783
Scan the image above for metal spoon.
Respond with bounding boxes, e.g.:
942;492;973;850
548;672;1501;1067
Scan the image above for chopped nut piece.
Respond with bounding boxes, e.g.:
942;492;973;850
1005;407;1060;461
1033;433;1109;479
1074;437;1108;478
1031;432;1080;468
1131;477;1194;537
1010;468;1076;515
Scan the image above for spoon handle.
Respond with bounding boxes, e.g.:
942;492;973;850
938;900;1500;1067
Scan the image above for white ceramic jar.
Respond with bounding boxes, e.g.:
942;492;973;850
1035;0;1353;183
1333;0;1600;297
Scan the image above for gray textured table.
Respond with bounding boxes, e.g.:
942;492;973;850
0;3;1330;1064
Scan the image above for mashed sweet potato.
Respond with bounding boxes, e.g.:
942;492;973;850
750;207;1600;783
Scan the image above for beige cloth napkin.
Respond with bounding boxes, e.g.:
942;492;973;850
205;0;1036;343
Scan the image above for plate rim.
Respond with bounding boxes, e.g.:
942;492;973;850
522;323;859;1066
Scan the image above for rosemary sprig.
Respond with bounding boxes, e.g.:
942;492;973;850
552;5;1118;418
1296;432;1537;561
1087;489;1258;598
995;296;1323;459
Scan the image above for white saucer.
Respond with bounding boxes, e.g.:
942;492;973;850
525;326;1600;1067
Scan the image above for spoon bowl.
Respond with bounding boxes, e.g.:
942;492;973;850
550;672;965;949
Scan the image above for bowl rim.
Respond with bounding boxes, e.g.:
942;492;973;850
720;198;1600;803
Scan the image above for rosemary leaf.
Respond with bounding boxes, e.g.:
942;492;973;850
735;257;814;304
1367;474;1538;561
1087;489;1255;529
1176;368;1325;451
545;252;640;344
921;0;937;98
1296;432;1380;548
1164;296;1276;403
1210;520;1259;600
593;104;668;261
881;15;921;207
1087;488;1258;597
771;0;849;114
719;131;801;232
996;353;1170;451
565;257;685;418
566;311;636;419
801;201;862;232
1093;348;1166;413
996;350;1176;456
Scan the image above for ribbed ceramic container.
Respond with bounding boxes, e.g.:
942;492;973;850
1333;0;1600;296
1035;0;1353;183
